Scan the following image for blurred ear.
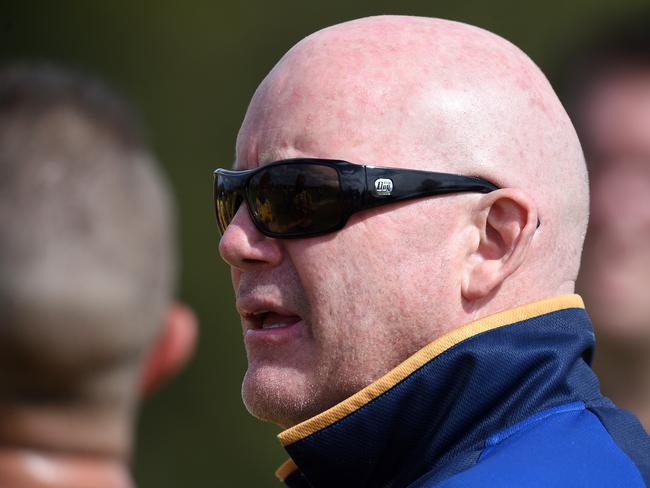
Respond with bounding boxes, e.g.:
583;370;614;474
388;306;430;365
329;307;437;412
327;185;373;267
462;188;538;301
140;302;198;396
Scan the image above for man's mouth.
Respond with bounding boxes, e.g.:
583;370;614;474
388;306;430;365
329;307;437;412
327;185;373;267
238;302;304;342
255;311;301;330
242;309;303;344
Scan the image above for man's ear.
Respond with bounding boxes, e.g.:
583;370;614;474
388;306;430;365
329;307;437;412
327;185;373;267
461;188;538;301
140;302;198;396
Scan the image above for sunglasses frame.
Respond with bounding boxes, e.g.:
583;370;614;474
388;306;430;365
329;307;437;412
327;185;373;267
214;158;499;239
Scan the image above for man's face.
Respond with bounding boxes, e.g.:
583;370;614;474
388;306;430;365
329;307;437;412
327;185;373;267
218;71;470;427
577;68;650;341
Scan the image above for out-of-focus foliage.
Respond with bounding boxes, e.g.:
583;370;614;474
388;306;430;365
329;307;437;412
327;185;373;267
1;1;646;486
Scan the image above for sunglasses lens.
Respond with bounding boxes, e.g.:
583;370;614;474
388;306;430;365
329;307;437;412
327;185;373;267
215;173;243;235
249;163;343;236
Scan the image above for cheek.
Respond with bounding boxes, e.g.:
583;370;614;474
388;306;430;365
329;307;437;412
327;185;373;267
287;234;394;371
292;206;461;345
292;239;364;330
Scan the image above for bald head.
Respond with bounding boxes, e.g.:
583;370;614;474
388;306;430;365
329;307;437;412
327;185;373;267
238;16;588;295
223;16;589;428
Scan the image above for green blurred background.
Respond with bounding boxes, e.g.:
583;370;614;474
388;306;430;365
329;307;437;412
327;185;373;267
0;1;646;486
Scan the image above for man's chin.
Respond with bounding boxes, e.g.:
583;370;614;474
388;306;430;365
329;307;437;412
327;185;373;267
241;364;321;428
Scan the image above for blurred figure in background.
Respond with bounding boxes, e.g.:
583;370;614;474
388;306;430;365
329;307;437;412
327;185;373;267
0;65;197;487
566;16;650;432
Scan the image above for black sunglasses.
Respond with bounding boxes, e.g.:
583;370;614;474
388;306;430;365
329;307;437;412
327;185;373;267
213;158;499;239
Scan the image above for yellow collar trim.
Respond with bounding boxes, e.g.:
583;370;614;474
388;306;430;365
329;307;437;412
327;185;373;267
277;294;584;448
275;458;299;482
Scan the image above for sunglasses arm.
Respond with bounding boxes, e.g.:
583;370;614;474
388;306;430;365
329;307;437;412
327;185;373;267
361;166;497;209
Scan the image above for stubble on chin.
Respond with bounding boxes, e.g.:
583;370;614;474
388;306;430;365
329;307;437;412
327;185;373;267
241;365;323;428
240;347;385;429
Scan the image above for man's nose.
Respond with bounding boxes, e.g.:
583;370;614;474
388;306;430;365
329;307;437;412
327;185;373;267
218;203;283;270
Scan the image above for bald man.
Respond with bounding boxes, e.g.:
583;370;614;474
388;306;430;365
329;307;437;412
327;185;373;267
0;64;196;488
216;16;650;487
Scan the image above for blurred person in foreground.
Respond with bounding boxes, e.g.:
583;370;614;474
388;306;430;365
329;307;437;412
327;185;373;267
0;64;197;488
566;16;650;433
215;16;650;487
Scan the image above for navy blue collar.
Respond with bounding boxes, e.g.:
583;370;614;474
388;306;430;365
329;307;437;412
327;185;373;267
276;295;599;487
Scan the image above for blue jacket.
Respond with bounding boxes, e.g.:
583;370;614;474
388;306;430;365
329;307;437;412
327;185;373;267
275;295;650;487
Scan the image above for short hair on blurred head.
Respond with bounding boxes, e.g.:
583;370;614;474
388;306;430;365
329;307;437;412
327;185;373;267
0;63;176;410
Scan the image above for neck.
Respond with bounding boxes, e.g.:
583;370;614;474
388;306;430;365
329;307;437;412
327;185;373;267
0;403;135;488
593;335;650;432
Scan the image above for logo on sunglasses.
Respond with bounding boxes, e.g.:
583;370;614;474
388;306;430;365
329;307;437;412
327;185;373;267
374;178;394;196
